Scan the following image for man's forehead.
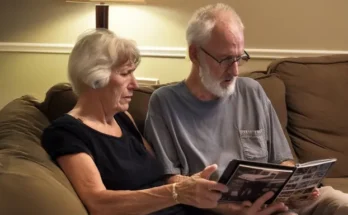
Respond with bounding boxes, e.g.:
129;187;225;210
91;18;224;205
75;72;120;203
211;21;243;42
206;30;244;57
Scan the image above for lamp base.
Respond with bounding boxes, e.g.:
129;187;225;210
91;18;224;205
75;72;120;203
96;4;109;29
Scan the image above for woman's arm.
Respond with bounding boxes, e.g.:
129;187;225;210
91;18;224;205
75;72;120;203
58;153;175;215
58;153;227;215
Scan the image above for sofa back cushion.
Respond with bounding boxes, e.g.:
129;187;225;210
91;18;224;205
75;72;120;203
128;86;155;134
0;96;88;215
128;83;175;134
39;83;78;122
38;83;169;135
268;55;348;177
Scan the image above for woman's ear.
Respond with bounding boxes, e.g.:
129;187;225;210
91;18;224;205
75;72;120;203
188;45;200;66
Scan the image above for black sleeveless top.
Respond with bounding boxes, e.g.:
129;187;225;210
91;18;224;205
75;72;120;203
41;113;201;215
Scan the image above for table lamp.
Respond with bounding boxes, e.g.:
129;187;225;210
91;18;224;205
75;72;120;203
66;0;146;29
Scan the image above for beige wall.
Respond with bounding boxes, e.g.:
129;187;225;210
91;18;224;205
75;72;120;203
0;0;347;108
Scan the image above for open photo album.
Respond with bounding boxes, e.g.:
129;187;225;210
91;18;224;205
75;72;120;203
218;158;336;205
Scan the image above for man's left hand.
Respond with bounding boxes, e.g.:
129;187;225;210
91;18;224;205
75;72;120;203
288;187;320;209
210;201;252;215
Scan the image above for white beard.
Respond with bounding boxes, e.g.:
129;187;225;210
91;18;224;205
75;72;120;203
199;63;237;98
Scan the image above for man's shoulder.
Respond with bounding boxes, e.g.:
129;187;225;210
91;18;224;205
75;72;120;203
237;77;262;91
236;77;270;106
236;77;267;100
151;81;185;100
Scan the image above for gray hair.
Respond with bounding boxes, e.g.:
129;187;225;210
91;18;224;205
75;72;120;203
68;29;140;95
186;3;244;46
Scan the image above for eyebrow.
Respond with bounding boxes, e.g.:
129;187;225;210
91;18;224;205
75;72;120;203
220;52;244;60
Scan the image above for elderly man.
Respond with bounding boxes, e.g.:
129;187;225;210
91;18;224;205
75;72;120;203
145;3;348;215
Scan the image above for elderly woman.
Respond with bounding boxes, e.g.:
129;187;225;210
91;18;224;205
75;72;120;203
41;29;228;215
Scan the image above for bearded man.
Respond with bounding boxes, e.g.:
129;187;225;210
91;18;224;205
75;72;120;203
144;3;348;215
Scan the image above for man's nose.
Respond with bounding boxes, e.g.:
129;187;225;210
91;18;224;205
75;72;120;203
227;62;239;76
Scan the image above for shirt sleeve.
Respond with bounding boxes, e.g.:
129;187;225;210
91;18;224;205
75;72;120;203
144;93;183;175
260;87;294;164
41;125;92;162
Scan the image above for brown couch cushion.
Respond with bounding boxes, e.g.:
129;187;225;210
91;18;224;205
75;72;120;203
39;83;78;122
0;96;49;147
128;83;175;134
0;96;88;215
128;86;155;134
268;55;348;178
38;83;171;135
322;178;348;193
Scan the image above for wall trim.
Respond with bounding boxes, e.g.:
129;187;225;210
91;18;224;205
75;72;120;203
247;48;348;59
1;42;348;59
136;77;160;85
0;42;187;58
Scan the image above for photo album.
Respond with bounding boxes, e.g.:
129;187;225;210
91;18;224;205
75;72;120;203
218;158;336;205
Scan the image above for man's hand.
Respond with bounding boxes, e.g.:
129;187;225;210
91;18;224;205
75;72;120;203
213;192;289;215
280;160;296;167
287;187;320;209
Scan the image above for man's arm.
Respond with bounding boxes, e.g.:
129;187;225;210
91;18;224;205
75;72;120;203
280;160;296;167
259;84;294;164
144;93;183;175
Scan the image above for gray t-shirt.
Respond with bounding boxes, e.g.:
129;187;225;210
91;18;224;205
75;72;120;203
144;77;293;178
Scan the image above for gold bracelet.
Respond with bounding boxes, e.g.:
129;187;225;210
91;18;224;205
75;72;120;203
172;183;180;204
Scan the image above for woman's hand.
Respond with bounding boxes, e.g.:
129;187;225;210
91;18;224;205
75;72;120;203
175;164;229;208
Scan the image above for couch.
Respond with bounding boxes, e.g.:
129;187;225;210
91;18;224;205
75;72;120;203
0;54;347;214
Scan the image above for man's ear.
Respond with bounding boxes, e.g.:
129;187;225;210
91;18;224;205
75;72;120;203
188;45;200;65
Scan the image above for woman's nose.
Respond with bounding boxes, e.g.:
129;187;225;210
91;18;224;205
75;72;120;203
130;74;139;89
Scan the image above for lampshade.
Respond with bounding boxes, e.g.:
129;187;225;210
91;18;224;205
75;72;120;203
66;0;146;3
66;0;146;29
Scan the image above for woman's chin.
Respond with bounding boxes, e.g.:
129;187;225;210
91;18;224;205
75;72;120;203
115;104;130;113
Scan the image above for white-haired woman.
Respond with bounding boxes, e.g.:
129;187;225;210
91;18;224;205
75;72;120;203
41;29;228;215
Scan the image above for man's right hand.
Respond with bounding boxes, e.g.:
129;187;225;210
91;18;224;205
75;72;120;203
175;164;229;208
216;192;290;215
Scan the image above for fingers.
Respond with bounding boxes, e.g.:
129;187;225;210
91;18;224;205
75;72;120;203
241;201;252;207
259;202;288;215
206;180;229;193
309;192;320;200
207;190;223;202
226;202;246;210
249;192;288;214
312;188;320;197
252;191;274;210
175;175;226;209
199;164;218;179
197;164;228;192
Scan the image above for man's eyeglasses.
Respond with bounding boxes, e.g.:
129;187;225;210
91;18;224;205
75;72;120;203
200;47;250;69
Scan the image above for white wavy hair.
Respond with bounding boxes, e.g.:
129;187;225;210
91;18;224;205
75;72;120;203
68;29;140;95
186;3;244;46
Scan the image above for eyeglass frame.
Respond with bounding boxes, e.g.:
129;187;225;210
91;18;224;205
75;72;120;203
199;47;250;69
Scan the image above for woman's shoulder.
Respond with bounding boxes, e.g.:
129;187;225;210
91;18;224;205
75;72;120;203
43;114;86;137
47;114;79;128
